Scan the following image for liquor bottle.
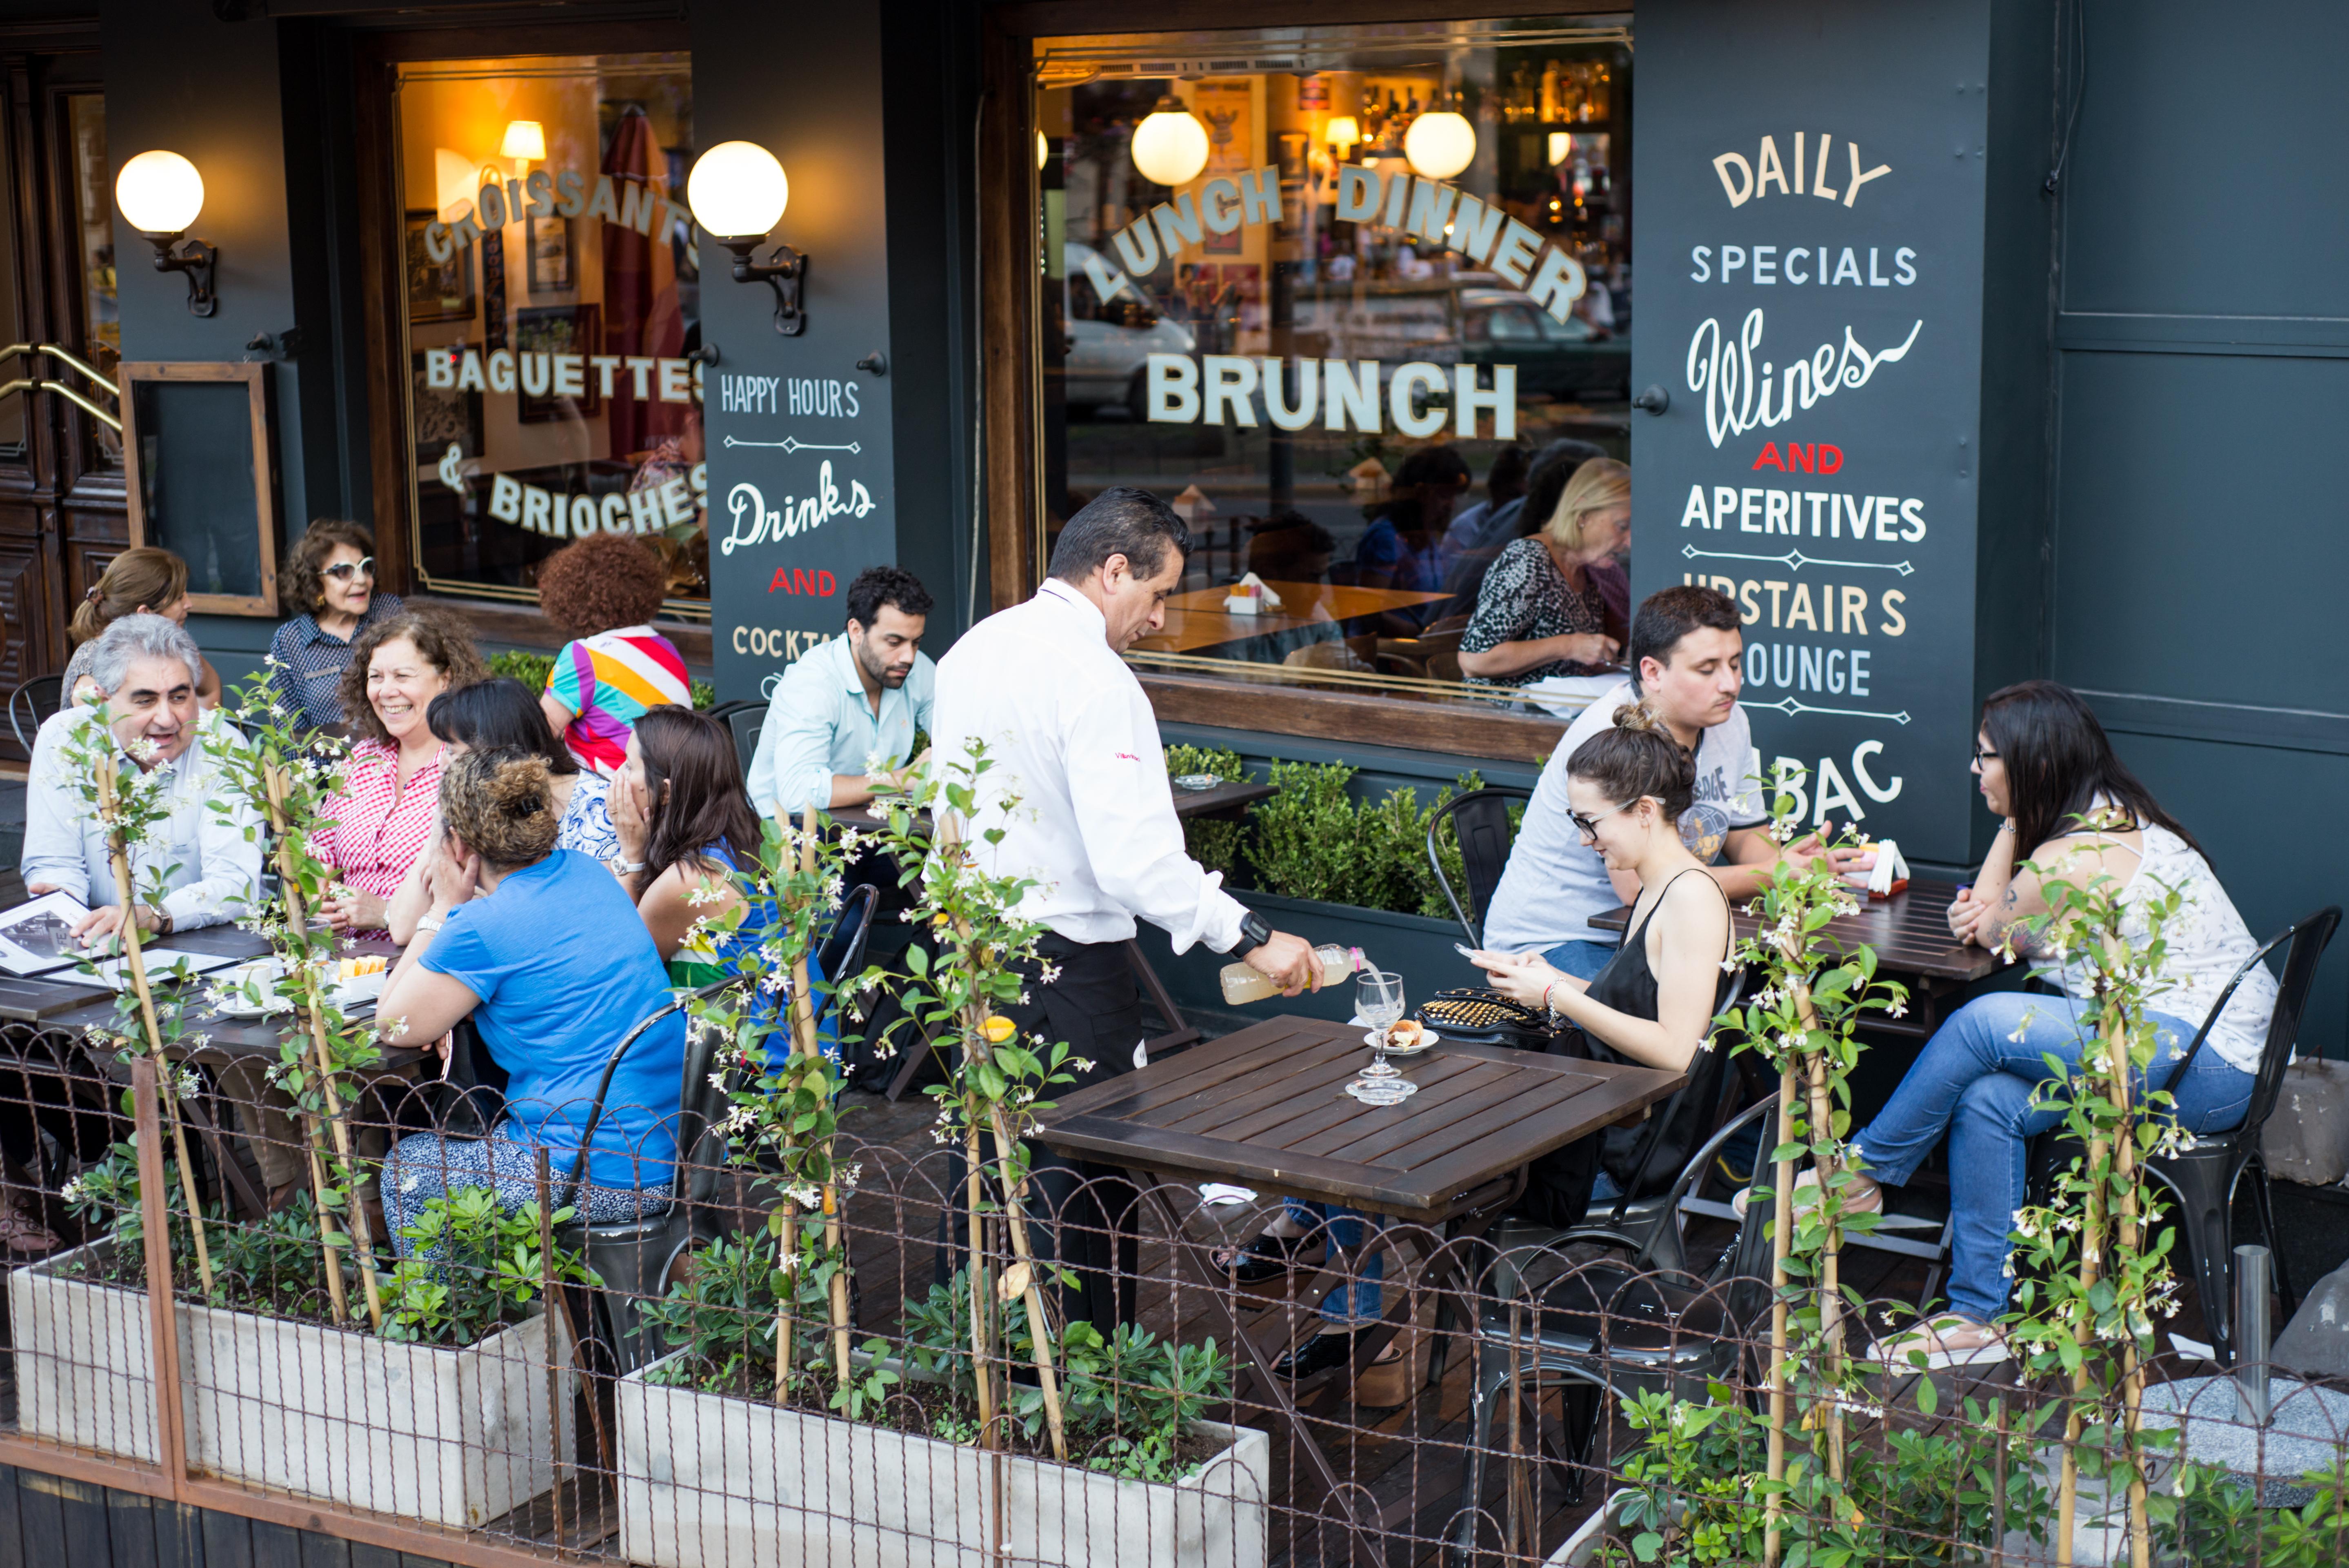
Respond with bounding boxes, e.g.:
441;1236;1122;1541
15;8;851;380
1219;944;1362;1005
1540;60;1560;123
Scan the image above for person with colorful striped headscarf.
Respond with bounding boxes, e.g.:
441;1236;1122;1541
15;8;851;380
534;533;691;775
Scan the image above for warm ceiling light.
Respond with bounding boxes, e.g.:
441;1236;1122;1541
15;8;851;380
1405;109;1477;180
116;150;204;235
1037;130;1051;170
1325;115;1360;153
1131;96;1210;188
687;141;805;335
500;120;546;162
1548;131;1573;167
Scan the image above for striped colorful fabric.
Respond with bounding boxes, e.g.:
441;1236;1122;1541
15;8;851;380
547;625;691;774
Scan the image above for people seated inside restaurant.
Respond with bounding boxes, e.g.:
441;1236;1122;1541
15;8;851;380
1483;585;1853;980
268;520;403;731
1812;681;2277;1368
376;746;686;1249
1458;456;1631;687
23;614;263;940
746;564;936;817
1351;444;1470;633
534;533;692;775
1441;442;1529;565
64;548;222;709
1438;437;1607;611
385;677;621;945
313;610;488;937
1244;512;1338;586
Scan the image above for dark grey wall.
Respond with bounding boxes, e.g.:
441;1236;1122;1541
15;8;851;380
2048;1;2349;1053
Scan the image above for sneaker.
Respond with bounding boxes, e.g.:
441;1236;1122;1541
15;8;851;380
1730;1167;1883;1220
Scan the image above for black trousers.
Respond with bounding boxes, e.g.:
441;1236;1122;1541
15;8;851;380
936;933;1145;1334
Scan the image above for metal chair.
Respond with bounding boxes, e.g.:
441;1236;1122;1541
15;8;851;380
2140;906;2340;1366
1426;785;1533;948
9;674;64;753
706;698;767;782
1450;1097;1781;1560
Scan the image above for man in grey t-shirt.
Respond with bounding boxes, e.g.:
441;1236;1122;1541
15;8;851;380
1482;584;1858;978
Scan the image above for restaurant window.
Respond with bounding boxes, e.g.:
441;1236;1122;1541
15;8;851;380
393;52;705;618
1034;20;1631;714
66;92;120;464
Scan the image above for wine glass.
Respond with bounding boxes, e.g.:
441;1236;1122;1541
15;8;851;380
1348;970;1416;1105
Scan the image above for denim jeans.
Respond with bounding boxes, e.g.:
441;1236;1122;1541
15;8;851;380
1541;939;1618;983
1851;992;2252;1325
1285;1199;1385;1325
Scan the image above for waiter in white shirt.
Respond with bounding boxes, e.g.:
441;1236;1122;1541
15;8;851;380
932;486;1317;1330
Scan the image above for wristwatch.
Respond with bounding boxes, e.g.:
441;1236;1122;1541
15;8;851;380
1230;909;1271;960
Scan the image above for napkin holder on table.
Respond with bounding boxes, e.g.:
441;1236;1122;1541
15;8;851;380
1222;572;1285;616
1845;839;1910;899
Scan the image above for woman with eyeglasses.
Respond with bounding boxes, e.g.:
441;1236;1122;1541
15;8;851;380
268;519;403;730
1775;680;2275;1369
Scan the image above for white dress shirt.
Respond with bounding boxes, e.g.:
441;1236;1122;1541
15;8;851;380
20;705;265;929
931;578;1248;954
746;633;937;819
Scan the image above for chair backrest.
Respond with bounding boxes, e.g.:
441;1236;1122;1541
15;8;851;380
10;674;64;753
705;698;767;782
1678;1096;1779;1323
1603;964;1750;1222
562;976;738;1207
815;883;880;1012
1425;785;1532;946
2229;907;2342;1143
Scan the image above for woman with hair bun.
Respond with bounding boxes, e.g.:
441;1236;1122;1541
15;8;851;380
374;746;686;1250
64;547;222;707
1471;700;1735;1070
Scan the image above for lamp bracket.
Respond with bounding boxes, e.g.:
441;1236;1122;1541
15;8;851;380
720;238;807;336
150;235;218;318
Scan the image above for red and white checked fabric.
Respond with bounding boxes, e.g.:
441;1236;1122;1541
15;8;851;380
311;739;443;906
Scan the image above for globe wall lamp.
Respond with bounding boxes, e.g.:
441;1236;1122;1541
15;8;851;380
1404;96;1477;181
1131;96;1210;188
687;140;805;336
116;150;217;317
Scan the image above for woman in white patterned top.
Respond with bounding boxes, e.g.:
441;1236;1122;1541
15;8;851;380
1806;681;2274;1367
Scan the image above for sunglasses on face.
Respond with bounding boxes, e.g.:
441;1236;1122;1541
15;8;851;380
323;557;376;582
1569;796;1639;841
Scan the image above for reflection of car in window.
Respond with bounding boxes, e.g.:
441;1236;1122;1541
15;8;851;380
1061;242;1198;418
1457;288;1630;402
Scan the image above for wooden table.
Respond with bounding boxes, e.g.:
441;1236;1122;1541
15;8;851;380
0;921;416;1218
859;774;1282;1100
1036;1015;1685;1536
1591;876;1998;1037
1131;579;1454;655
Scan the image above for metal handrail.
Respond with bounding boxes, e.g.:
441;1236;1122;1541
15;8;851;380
0;343;123;432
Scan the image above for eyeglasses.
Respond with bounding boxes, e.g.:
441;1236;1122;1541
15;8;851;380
1971;745;1999;764
1569;797;1638;841
322;557;376;582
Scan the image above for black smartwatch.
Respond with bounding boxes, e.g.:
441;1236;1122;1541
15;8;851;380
1230;910;1271;960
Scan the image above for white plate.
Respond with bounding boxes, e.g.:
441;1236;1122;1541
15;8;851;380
216;997;293;1020
1362;1028;1440;1056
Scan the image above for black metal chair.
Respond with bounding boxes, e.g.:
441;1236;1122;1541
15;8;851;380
1450;1097;1781;1561
9;674;64;754
2140;906;2340;1366
706;698;767;783
1426;785;1533;948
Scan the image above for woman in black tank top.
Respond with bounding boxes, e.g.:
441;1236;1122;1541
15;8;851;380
1471;702;1733;1072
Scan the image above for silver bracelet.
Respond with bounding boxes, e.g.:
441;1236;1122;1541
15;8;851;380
1543;981;1567;1017
618;859;647;875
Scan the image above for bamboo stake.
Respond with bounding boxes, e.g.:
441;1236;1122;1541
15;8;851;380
1762;1062;1798;1568
794;803;855;1393
98;749;213;1296
2099;939;2151;1568
2056;1057;2112;1567
263;766;382;1328
985;1101;1069;1464
1793;981;1847;1484
966;1121;996;1446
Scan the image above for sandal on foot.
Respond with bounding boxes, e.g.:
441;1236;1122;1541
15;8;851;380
0;1203;60;1256
1731;1168;1884;1221
1871;1314;2008;1371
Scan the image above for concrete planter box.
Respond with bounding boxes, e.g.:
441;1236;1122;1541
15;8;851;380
616;1351;1269;1568
11;1239;573;1529
1151;888;1484;1025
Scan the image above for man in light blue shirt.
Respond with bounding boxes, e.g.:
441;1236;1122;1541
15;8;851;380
746;565;937;817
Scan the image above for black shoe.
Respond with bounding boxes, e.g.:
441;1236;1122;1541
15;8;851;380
1273;1328;1358;1381
1218;1229;1315;1285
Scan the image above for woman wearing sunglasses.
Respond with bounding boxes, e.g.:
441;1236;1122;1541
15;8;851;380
268;519;403;730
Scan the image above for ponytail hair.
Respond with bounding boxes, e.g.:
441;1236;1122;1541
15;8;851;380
70;548;189;647
1567;701;1697;821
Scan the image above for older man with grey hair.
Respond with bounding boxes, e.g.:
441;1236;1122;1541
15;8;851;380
22;613;262;942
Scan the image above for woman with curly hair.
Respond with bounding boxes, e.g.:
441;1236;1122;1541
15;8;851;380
63;547;222;708
376;746;687;1248
268;519;403;729
533;533;689;774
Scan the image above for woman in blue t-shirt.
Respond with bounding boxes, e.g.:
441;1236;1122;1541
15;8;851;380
376;746;687;1252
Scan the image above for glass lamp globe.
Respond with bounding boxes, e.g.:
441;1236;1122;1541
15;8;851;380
116;150;205;236
1404;111;1477;181
687;141;790;240
1131;97;1210;188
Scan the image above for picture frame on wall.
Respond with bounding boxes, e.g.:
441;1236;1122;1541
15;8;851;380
514;304;603;424
525;213;574;293
404;209;476;324
411;349;484;469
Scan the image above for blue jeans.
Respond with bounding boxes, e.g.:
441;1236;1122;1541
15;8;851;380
1285;1199;1385;1326
1541;939;1617;983
1851;993;2252;1325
